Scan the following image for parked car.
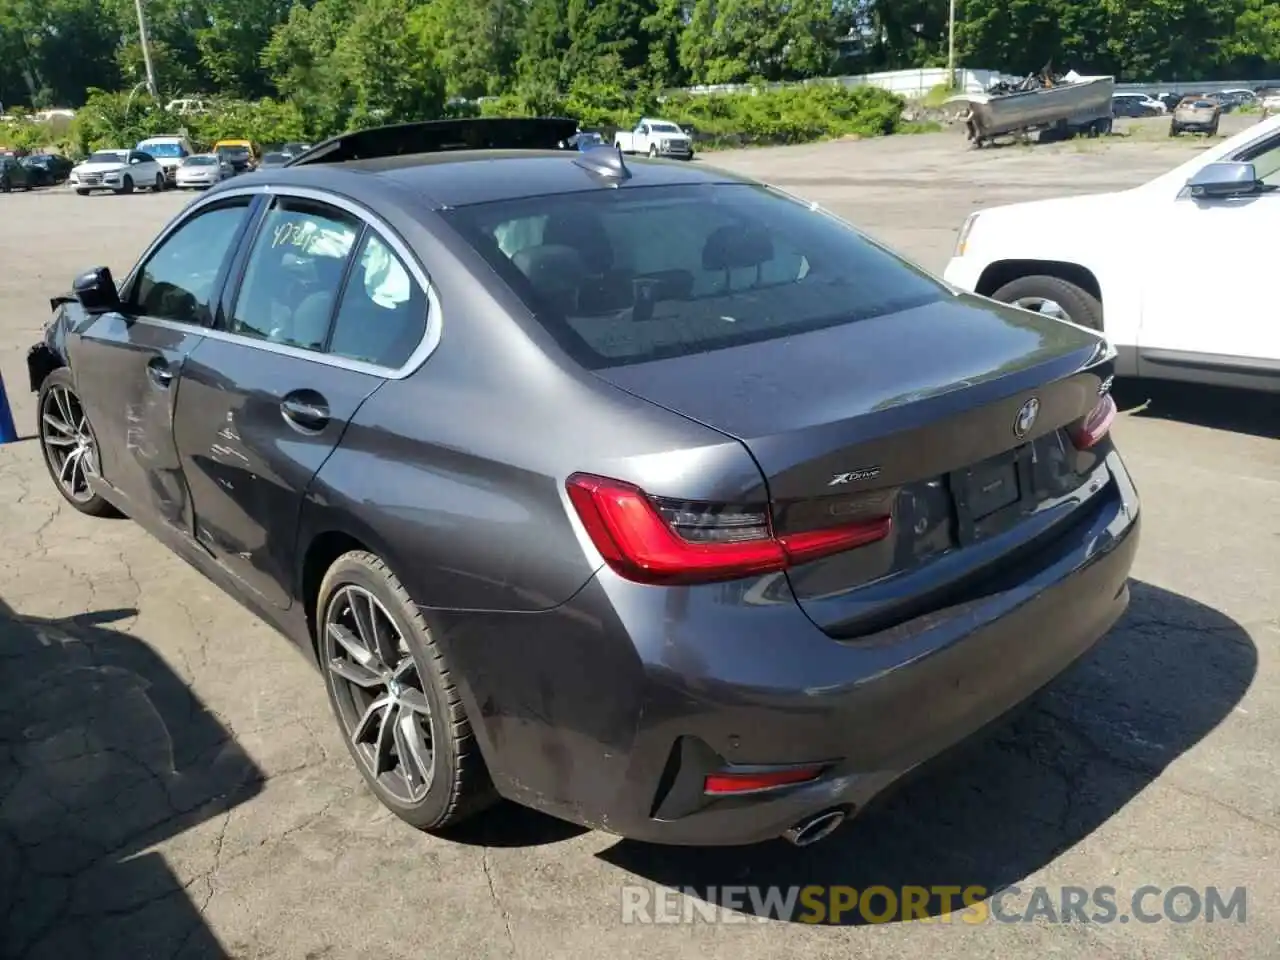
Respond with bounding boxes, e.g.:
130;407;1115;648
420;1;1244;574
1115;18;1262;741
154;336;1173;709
175;153;233;189
1214;89;1258;112
565;130;605;150
213;139;258;174
136;135;197;186
25;116;1138;849
944;113;1280;392
614;118;695;159
69;150;166;195
1111;93;1164;118
1156;92;1184;112
1170;96;1222;136
0;155;33;192
20;153;74;185
257;151;292;169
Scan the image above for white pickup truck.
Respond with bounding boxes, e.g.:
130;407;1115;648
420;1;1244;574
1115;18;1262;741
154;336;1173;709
614;118;694;160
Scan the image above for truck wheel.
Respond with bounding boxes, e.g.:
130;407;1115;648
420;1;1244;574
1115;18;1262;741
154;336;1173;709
990;275;1103;332
648;145;658;158
1169;121;1179;137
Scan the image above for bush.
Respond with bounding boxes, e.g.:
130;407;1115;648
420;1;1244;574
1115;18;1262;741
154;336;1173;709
32;81;905;158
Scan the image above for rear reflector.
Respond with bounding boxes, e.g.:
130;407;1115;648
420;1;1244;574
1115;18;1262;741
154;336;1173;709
1069;393;1117;450
566;473;891;586
704;766;824;795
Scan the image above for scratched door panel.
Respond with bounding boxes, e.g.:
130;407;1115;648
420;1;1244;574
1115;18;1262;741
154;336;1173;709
171;337;384;609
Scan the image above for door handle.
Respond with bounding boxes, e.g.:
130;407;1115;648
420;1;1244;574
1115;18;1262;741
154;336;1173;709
280;396;330;430
147;358;174;387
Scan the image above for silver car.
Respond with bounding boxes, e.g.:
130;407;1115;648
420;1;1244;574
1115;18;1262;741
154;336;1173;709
174;153;232;189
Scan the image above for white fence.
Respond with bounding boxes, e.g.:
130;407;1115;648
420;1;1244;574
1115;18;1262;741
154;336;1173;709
679;67;1280;100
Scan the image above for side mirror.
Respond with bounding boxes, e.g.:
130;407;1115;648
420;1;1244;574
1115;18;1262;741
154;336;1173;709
1187;161;1261;199
72;267;121;314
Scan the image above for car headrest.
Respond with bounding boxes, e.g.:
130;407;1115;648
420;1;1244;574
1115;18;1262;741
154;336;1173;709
511;244;588;298
702;224;774;272
543;213;613;273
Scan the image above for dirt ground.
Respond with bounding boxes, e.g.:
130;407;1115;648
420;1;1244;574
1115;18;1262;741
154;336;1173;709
1;113;1277;960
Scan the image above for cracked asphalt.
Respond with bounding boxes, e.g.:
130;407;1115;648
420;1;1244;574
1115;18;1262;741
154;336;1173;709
2;117;1278;959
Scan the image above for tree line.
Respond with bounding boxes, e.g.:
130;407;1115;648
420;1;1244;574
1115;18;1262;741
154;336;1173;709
3;0;1279;120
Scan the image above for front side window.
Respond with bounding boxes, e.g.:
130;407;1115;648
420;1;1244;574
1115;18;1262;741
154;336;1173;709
442;183;946;369
228;200;360;350
131;201;252;324
1236;134;1280;187
327;232;427;368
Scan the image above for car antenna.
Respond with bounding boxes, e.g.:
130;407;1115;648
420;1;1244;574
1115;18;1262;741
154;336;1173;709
572;144;631;183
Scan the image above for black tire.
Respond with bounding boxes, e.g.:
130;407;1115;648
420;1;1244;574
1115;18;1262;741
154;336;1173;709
75;188;89;196
990;275;1103;331
36;368;121;518
1169;121;1180;137
119;175;133;195
0;177;10;193
648;145;658;158
153;173;165;191
317;551;496;831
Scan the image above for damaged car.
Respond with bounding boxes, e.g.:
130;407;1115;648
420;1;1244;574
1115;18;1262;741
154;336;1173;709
26;117;1138;848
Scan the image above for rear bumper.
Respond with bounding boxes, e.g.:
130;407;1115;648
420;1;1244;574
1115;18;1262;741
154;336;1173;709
429;450;1140;846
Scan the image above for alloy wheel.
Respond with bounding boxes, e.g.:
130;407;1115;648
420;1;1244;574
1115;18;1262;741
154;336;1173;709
1012;295;1071;322
40;385;100;503
324;584;436;803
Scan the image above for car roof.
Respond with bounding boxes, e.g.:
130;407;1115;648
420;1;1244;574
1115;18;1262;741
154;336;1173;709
239;149;745;209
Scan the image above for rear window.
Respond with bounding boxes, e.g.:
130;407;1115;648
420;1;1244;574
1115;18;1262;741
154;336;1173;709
441;183;945;369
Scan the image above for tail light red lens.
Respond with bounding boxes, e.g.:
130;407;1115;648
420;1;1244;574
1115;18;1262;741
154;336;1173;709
704;765;825;795
1069;393;1117;450
565;473;892;586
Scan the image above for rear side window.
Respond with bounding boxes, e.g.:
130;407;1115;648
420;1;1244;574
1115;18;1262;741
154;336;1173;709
442;183;945;369
327;232;427;368
229;200;359;350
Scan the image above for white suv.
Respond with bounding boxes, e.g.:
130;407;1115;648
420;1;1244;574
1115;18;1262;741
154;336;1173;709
943;114;1280;392
70;150;165;195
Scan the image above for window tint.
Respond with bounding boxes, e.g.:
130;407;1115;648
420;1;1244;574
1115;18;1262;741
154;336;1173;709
229;200;359;350
442;183;945;369
131;202;251;324
327;232;427;368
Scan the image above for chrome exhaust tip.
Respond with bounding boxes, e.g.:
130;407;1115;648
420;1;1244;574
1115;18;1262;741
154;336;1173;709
782;808;847;847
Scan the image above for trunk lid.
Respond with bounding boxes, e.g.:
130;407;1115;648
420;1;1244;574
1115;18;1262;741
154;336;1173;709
593;294;1114;636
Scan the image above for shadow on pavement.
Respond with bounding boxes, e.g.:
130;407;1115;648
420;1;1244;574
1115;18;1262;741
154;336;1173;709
442;799;588;848
598;580;1256;924
1114;378;1280;441
0;601;265;958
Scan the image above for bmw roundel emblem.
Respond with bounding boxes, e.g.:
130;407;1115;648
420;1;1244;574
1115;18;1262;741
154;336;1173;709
1014;397;1041;438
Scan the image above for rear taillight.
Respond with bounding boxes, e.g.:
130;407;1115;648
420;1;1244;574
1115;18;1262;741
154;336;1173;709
565;473;891;586
1069;393;1117;450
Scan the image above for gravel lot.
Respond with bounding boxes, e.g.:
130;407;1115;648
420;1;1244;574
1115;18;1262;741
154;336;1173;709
1;115;1277;960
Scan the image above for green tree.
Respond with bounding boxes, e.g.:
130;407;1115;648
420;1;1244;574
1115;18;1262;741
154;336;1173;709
679;0;842;83
517;0;571;89
197;0;295;99
409;0;523;99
